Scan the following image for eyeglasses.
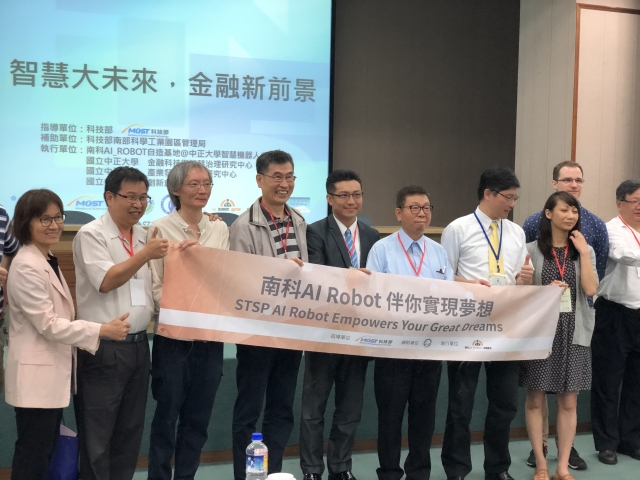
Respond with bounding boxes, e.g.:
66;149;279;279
497;192;519;203
557;178;585;185
403;205;434;214
183;182;213;190
261;173;296;183
39;214;65;227
115;192;151;204
329;192;363;201
621;199;640;207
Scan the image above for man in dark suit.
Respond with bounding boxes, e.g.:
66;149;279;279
300;169;380;480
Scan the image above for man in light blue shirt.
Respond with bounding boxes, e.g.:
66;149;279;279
367;185;453;480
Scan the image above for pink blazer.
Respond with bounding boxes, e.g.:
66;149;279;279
5;244;101;408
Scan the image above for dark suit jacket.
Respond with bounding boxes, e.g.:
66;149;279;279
306;215;380;268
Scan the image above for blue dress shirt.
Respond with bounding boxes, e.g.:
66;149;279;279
366;228;454;281
522;204;609;280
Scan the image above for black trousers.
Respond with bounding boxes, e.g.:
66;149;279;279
148;335;224;480
11;407;63;480
74;338;150;480
441;360;519;478
232;344;302;480
591;297;640;452
374;358;442;480
299;352;369;475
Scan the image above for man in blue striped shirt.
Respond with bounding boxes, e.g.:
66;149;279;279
521;161;609;471
1;204;20;393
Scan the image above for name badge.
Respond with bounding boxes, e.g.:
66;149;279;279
130;278;146;307
489;274;506;286
559;288;572;312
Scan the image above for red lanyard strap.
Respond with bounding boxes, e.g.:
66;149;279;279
618;215;640;247
261;201;291;258
119;229;135;257
551;244;569;281
397;232;426;276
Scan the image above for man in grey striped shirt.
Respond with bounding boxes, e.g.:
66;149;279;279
1;204;19;393
229;150;308;480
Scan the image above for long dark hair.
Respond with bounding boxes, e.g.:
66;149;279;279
537;191;582;261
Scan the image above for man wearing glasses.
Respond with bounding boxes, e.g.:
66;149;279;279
299;170;380;480
229;150;308;480
521;160;608;471
591;180;640;465
367;185;453;480
73;167;169;480
440;167;532;480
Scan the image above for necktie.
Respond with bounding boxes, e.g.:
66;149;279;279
488;221;504;275
411;242;421;270
344;228;358;268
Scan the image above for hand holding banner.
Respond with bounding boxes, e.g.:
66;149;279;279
158;245;563;361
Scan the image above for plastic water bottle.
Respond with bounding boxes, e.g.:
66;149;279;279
246;432;268;480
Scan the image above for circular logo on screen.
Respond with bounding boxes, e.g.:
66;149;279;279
145;198;154;214
161;195;175;214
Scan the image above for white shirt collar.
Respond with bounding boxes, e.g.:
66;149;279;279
398;228;425;252
474;207;501;230
170;208;208;233
333;214;358;237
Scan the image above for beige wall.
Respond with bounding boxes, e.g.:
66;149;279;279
515;0;640;225
514;0;577;224
575;4;640;220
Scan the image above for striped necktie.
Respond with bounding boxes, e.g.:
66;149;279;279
344;228;359;268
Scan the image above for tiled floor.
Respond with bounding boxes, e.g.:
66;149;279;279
132;433;640;479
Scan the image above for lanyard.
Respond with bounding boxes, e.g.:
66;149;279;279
618;215;640;247
397;232;426;276
261;201;291;258
119;229;135;257
551;244;569;281
473;212;502;270
343;224;358;257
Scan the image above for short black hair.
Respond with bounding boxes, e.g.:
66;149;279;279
256;150;294;175
104;167;149;200
326;169;362;194
616;179;640;201
12;189;64;245
396;185;430;209
477;166;520;201
553;161;583;181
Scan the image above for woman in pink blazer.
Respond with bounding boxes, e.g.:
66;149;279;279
5;189;132;480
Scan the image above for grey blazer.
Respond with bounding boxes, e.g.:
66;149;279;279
527;241;597;347
229;198;309;262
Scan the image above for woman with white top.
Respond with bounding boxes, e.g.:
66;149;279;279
146;161;229;480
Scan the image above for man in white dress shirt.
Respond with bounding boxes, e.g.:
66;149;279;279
591;179;640;465
440;166;533;480
73;167;169;480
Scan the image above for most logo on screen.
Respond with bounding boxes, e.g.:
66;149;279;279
161;195;175;214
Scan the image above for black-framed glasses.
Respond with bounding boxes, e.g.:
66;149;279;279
621;198;640;207
329;192;363;201
403;205;434;214
261;173;296;183
115;192;151;204
497;192;519;202
39;214;65;227
557;177;585;185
